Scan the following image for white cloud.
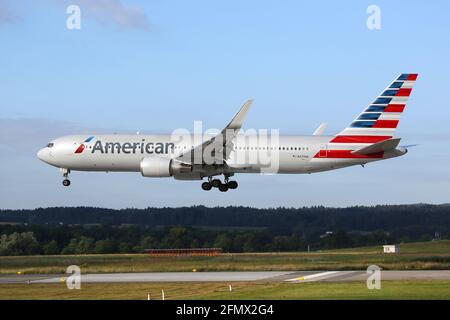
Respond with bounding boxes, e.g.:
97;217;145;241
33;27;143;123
0;0;17;24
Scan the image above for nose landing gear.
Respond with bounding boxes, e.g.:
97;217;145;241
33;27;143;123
60;168;71;187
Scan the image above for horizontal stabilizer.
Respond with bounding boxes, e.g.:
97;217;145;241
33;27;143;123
400;144;419;149
352;138;401;155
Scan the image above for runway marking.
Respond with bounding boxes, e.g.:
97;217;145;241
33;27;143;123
286;271;340;282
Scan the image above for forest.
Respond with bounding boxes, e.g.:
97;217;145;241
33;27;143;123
0;204;448;255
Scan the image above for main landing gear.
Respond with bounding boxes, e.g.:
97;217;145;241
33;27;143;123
201;175;238;192
61;168;71;187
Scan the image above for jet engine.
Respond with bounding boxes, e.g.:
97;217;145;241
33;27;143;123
140;157;193;178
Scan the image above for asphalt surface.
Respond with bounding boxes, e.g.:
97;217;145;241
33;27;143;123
1;270;450;284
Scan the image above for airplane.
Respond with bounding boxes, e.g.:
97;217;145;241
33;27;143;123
37;73;417;192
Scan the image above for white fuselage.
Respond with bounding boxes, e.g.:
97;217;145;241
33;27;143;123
36;74;416;188
37;134;406;180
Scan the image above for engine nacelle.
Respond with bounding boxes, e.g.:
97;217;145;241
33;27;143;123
140;157;172;177
140;157;193;178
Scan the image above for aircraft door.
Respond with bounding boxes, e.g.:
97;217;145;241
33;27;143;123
318;144;328;158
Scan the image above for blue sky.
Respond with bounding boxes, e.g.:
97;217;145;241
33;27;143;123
0;0;449;209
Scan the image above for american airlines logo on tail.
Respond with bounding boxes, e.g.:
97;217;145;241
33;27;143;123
313;73;418;159
335;73;417;137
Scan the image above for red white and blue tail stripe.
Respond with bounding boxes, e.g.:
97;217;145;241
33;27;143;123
333;73;417;143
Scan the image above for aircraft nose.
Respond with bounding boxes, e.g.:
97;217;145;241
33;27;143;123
37;148;51;163
37;148;45;161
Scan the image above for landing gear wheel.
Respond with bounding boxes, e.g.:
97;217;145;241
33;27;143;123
227;181;238;189
60;168;71;187
218;184;229;192
211;179;221;188
201;182;212;191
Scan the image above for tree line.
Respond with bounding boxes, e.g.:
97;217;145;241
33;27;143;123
0;225;398;256
0;204;448;255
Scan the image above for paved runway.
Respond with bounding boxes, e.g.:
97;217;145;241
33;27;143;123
284;270;450;282
36;271;292;283
1;270;450;284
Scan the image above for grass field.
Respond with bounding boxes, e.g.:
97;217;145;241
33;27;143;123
322;240;450;254
0;241;449;274
0;280;449;300
1;241;449;300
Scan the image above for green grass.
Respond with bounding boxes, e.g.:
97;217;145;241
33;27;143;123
206;280;450;300
1;280;449;300
323;240;450;254
0;241;449;274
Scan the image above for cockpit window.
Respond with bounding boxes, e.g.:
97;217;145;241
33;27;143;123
47;143;54;148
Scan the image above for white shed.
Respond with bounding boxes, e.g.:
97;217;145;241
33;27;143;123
383;244;400;254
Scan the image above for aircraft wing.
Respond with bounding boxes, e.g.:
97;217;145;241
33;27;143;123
176;99;253;165
352;138;401;155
